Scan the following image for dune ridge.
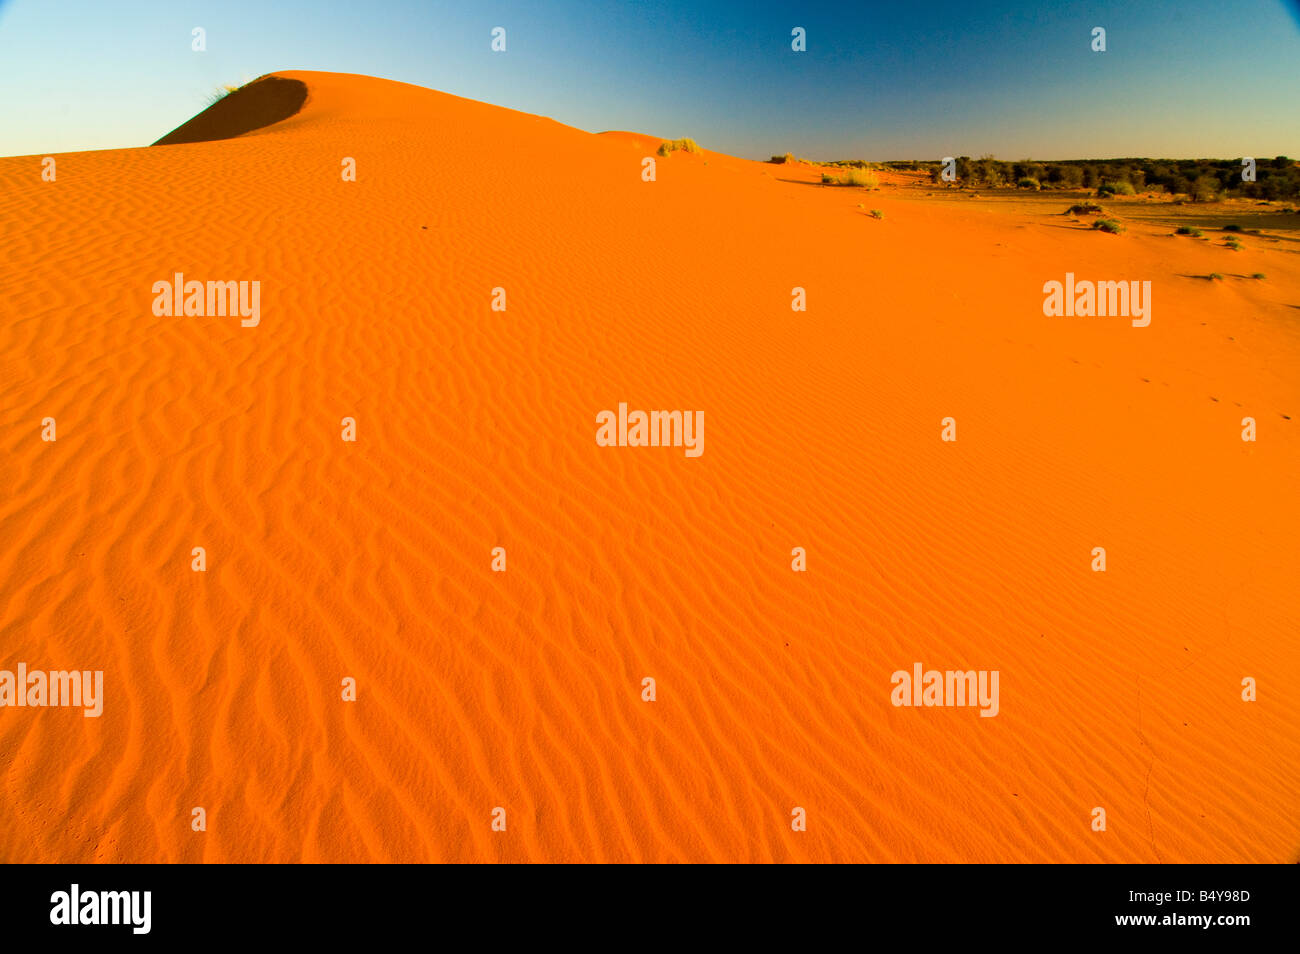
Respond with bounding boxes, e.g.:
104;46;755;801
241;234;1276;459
0;70;1297;862
153;75;309;146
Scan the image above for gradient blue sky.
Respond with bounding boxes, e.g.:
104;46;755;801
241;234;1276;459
1;0;1297;160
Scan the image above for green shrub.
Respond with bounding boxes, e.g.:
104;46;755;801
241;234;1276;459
1092;218;1125;234
870;209;884;219
824;169;878;188
1017;177;1041;190
1252;273;1267;279
1066;203;1105;215
1209;273;1224;281
1112;180;1136;195
1191;174;1222;202
1224;237;1243;250
1175;226;1204;237
657;138;701;156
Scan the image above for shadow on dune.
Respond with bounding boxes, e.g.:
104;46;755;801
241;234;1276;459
152;75;308;146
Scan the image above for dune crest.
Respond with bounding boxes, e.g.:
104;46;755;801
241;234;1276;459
152;75;309;146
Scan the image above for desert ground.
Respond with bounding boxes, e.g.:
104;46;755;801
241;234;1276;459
0;71;1296;862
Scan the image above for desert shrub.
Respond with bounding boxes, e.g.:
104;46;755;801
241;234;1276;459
1209;273;1224;281
657;138;701;156
770;153;795;164
1224;237;1243;250
1175;226;1204;236
1092;218;1125;234
1112;180;1136;195
1066;203;1104;215
1017;177;1041;190
1096;185;1116;198
825;169;878;188
1013;161;1047;182
1252;273;1267;279
975;154;1007;186
1191;174;1222;202
870;209;884;219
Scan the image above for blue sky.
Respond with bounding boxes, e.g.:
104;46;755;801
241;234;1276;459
0;0;1296;159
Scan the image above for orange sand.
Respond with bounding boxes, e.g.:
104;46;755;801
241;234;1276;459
1;71;1297;863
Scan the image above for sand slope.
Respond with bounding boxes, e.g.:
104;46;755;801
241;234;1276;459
0;70;1297;862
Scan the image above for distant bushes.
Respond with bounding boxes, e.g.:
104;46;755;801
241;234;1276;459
1175;226;1204;237
1065;203;1105;215
657;138;701;156
921;155;1299;200
821;159;879;170
769;150;1300;202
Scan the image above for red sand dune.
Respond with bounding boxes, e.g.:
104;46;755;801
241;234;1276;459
0;70;1297;862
